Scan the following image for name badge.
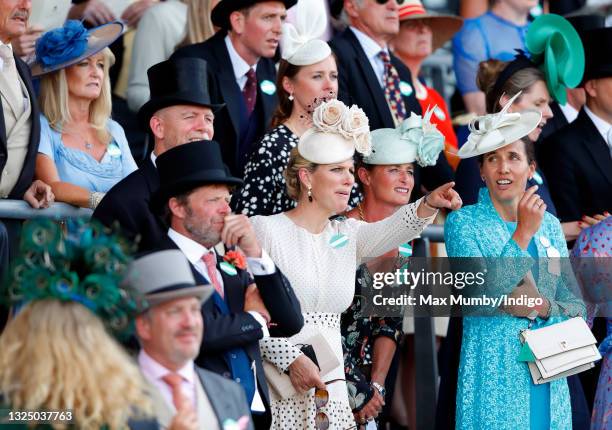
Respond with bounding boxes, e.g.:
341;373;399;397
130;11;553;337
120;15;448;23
399;81;413;97
219;262;238;276
434;106;446;121
329;233;349;249
107;142;122;158
260;80;276;95
532;171;544;185
399;243;412;257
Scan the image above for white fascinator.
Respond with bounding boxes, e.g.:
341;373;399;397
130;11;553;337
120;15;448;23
281;0;332;66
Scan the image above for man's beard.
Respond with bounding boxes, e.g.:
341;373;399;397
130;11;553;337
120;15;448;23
183;206;222;248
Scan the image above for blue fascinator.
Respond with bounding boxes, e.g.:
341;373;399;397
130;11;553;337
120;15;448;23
364;106;444;167
31;20;124;77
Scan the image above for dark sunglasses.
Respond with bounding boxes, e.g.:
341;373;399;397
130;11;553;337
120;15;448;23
375;0;406;5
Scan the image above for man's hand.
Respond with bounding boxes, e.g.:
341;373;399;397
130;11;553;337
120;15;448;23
354;389;384;425
121;0;157;27
287;354;325;393
168;403;198;430
222;214;262;258
76;0;116;26
244;284;270;323
23;180;54;209
12;25;43;58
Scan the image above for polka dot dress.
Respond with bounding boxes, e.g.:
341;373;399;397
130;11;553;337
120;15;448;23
251;198;436;429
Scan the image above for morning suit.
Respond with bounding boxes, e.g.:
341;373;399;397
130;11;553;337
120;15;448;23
145;365;254;430
329;28;454;196
0;49;40;199
92;158;165;252
171;32;277;177
540;108;612;222
155;234;303;429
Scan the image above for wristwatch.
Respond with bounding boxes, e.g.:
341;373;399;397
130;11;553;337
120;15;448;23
371;382;386;397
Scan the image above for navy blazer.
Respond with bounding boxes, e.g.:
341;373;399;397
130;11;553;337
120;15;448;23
0;55;40;199
92;158;166;252
329;28;454;196
540;108;612;222
171;32;278;177
154;234;303;428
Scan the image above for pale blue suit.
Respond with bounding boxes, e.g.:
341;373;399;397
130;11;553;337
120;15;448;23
444;188;585;429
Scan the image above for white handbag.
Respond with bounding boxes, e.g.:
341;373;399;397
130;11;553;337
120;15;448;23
520;317;601;384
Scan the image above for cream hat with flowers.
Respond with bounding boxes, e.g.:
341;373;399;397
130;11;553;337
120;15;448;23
458;92;542;159
298;100;371;164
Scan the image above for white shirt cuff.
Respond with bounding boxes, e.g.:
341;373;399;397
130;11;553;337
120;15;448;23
247;311;270;338
247;248;276;275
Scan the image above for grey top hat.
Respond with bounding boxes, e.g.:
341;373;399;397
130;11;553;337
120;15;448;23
122;250;213;312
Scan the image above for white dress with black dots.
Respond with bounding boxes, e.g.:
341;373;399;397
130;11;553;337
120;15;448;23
251;197;435;429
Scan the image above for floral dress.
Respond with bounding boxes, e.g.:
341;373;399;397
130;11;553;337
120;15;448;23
341;262;404;412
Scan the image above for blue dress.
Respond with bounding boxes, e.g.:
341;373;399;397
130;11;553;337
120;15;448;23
38;115;138;193
444;188;585;429
452;11;528;95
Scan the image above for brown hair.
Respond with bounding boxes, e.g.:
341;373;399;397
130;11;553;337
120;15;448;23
284;147;318;200
270;59;302;128
477;136;536;166
477;59;546;113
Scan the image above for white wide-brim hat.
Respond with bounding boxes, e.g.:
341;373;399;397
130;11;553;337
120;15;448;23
298;129;356;164
458;109;542;159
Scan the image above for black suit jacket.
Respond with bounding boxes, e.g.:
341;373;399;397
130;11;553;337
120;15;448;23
171;32;278;177
0;55;40;199
92;158;165;251
540;108;612;222
329;28;453;195
155;235;303;428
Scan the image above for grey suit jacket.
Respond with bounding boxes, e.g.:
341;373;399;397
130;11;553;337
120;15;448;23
146;365;254;430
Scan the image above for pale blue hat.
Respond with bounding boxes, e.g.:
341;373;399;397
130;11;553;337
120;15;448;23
363;108;445;167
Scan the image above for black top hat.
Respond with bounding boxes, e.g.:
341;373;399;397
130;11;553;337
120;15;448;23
138;57;224;127
582;27;612;83
211;0;297;29
565;13;606;42
151;140;244;213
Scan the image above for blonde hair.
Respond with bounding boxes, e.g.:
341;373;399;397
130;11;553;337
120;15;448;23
284;147;318;201
0;300;152;430
38;48;115;145
180;0;216;47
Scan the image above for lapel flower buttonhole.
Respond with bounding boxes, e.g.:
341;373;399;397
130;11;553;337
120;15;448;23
223;250;247;270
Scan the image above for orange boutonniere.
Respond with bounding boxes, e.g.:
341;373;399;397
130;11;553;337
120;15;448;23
224;250;247;270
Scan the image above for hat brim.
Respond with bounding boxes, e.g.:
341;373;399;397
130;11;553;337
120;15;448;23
399;14;463;51
211;0;297;29
151;175;244;214
458;110;542;159
140;284;214;311
31;22;124;77
138;94;225;129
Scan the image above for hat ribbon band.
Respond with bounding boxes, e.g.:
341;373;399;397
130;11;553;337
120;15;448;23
399;5;426;18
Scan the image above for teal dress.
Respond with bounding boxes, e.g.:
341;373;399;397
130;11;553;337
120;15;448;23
444;188;585;430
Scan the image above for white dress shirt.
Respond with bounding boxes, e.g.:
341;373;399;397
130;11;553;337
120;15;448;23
585;105;612;158
349;26;389;88
559;102;579;124
224;35;258;91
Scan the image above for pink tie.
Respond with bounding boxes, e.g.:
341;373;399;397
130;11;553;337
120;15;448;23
162;372;185;410
202;252;223;298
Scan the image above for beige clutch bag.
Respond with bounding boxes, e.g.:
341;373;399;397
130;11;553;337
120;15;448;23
263;333;340;399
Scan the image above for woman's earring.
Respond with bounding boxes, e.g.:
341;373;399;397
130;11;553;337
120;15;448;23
288;93;294;101
308;186;313;202
481;176;485;182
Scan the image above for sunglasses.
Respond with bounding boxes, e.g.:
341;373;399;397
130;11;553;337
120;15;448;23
314;379;347;430
375;0;406;4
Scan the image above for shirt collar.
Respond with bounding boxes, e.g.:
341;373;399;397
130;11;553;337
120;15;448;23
584;105;612;142
168;228;213;265
349;26;387;61
150;151;157;167
138;349;196;385
224;34;258;81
